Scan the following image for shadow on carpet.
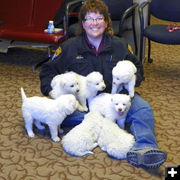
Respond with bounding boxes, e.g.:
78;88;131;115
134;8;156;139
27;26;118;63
0;47;49;67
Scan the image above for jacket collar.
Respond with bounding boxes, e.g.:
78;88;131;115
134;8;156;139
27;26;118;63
77;33;113;54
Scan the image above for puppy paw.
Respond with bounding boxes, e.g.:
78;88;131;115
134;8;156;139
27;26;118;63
82;107;88;112
101;146;107;152
129;92;134;98
27;132;35;138
78;105;88;112
52;137;61;142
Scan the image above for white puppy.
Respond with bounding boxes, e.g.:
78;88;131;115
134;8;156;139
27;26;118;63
89;93;131;129
97;117;135;160
111;60;137;97
50;71;79;99
76;71;106;111
51;71;106;112
62;111;104;157
21;88;78;142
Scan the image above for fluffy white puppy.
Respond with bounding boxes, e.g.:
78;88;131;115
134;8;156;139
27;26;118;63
76;71;106;111
50;71;79;99
98;117;135;160
50;71;106;112
62;111;104;157
111;60;137;97
21;88;78;142
89;93;131;129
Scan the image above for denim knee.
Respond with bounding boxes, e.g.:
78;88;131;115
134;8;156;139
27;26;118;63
61;111;87;127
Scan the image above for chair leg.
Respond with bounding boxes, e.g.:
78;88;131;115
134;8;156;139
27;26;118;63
132;13;137;56
32;46;53;72
147;39;153;63
139;33;144;63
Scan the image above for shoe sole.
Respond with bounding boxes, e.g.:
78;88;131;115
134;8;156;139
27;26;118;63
127;149;167;168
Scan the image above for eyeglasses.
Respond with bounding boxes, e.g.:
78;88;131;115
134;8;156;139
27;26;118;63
84;17;104;23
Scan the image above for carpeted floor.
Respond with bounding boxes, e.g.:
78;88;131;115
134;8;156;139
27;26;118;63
0;17;180;180
0;47;48;67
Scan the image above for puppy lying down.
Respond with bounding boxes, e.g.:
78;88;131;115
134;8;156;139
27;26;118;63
97;115;135;160
21;88;78;142
62;111;135;159
62;111;103;157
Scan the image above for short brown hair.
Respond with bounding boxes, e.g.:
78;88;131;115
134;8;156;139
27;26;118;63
77;0;114;35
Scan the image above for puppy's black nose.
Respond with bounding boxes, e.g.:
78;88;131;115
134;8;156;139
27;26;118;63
118;108;122;112
76;89;79;93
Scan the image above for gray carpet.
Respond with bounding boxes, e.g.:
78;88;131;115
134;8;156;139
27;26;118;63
0;47;48;67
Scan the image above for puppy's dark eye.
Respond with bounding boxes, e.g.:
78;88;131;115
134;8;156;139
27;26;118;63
115;103;118;106
70;85;74;87
123;103;126;106
96;83;99;85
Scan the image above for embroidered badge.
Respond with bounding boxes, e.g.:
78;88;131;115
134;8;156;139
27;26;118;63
52;47;62;60
75;55;84;60
128;44;134;54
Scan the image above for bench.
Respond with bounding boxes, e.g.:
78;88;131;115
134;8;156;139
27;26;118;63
0;0;66;53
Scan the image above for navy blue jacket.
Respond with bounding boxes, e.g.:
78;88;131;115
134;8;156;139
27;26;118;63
39;33;144;96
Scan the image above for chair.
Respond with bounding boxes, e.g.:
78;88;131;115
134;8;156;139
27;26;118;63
138;0;180;63
64;0;138;55
0;0;65;54
0;0;67;71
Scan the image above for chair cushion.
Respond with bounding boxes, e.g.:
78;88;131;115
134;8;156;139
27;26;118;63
150;0;180;22
144;25;180;44
0;25;65;44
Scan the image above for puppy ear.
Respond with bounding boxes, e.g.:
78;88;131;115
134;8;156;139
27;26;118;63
59;78;66;87
86;78;92;87
111;95;114;102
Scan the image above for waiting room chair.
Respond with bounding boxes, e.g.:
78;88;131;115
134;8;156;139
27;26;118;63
64;0;138;55
138;0;180;63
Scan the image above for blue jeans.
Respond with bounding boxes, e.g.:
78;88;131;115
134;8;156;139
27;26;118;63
61;93;158;151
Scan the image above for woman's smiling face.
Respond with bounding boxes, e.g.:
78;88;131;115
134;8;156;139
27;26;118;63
82;12;108;39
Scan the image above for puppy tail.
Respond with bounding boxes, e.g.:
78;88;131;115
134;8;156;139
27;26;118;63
77;151;94;157
20;87;27;102
69;151;94;157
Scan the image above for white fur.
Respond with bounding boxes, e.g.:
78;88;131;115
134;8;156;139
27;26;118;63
89;93;131;129
62;111;135;159
21;88;78;142
97;117;135;160
62;111;104;157
50;71;80;99
111;60;137;97
51;71;106;111
76;71;106;111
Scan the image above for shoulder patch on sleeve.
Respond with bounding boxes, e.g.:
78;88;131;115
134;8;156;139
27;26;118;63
52;47;62;60
128;44;134;54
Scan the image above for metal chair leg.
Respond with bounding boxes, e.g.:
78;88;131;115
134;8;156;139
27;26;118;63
32;46;53;72
139;33;144;63
147;39;153;63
